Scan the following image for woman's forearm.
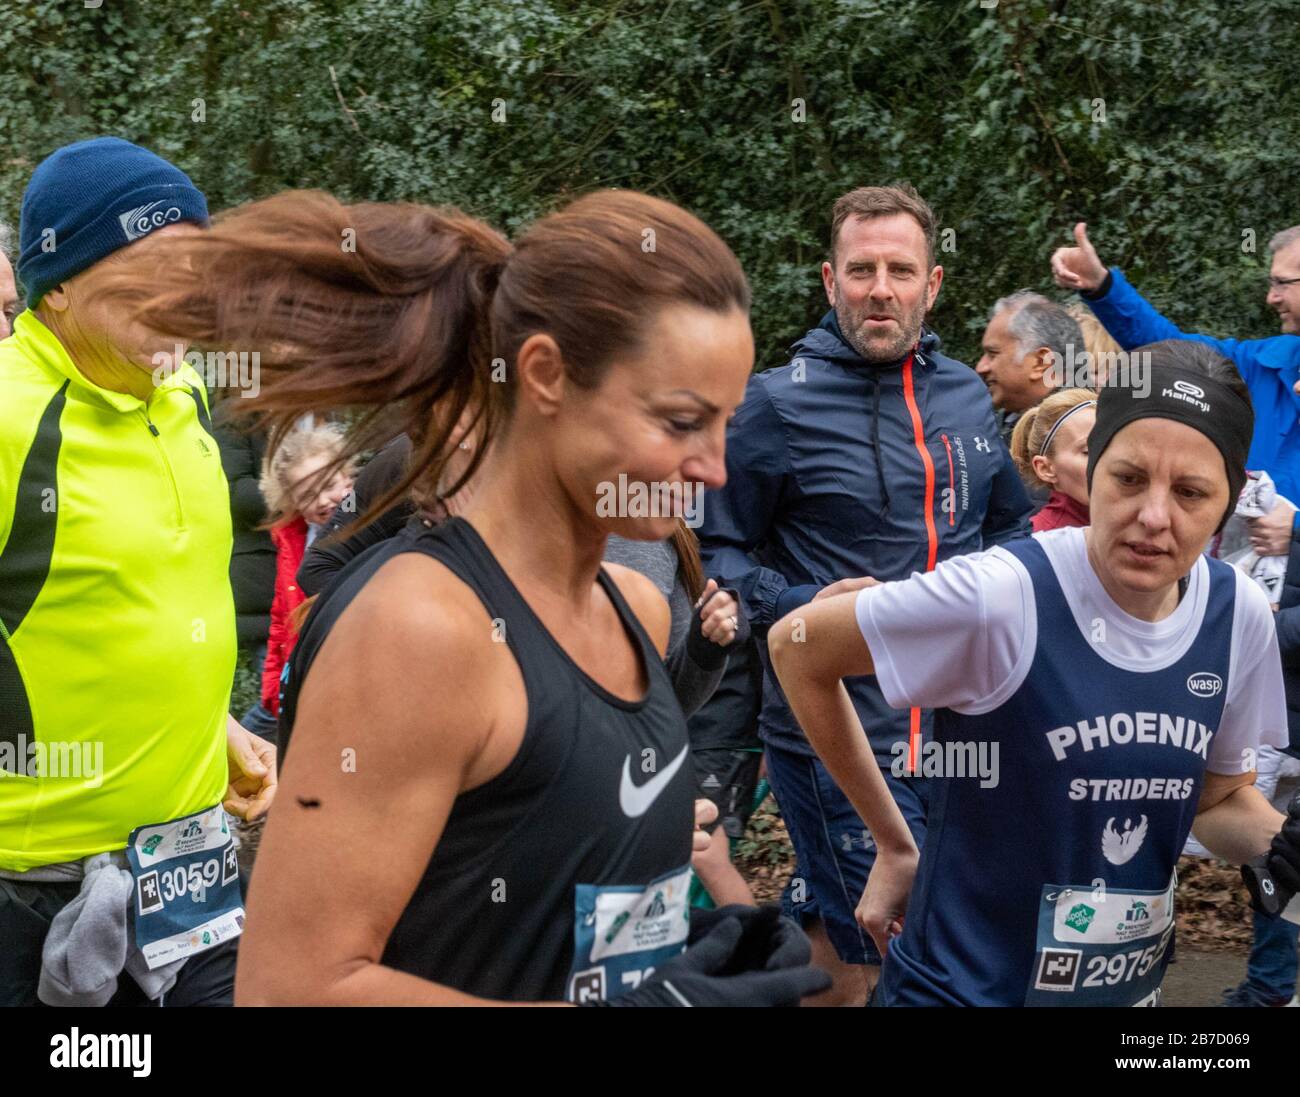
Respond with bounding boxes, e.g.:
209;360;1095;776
331;964;574;1006
1191;784;1285;864
769;599;910;853
237;957;571;1006
692;827;756;907
665;635;727;717
776;661;914;854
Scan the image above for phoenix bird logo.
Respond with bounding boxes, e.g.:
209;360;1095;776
1101;815;1148;866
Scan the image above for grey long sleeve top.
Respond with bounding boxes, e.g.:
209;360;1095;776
603;535;727;717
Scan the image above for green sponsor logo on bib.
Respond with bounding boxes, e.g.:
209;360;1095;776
604;911;630;945
1065;903;1096;934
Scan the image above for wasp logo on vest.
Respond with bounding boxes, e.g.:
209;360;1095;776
1186;672;1223;698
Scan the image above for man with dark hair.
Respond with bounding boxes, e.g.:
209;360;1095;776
699;183;1032;1004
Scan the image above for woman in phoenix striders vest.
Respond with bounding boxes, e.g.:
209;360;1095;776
770;339;1300;1006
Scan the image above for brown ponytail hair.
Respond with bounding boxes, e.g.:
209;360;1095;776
1009;386;1097;487
670;520;706;604
104;188;750;531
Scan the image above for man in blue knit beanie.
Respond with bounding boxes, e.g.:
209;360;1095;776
19;137;210;304
15;136;211;397
0;137;277;1007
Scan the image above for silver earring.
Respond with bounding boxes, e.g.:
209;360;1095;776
457;442;470;451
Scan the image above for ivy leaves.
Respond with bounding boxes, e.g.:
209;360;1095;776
1;0;1295;366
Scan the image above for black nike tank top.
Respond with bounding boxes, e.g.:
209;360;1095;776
278;517;695;1002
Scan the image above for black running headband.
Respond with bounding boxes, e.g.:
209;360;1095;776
1086;361;1254;533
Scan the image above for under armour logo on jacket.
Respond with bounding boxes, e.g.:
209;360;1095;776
973;436;992;453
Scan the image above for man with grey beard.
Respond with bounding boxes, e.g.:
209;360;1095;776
698;183;1032;1005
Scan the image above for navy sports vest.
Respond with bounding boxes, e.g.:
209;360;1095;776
877;537;1235;1006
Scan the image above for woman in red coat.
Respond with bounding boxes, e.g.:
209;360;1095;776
258;424;354;723
1009;387;1095;532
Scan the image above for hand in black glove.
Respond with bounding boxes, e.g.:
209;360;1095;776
597;916;830;1007
687;903;812;971
1266;789;1300;896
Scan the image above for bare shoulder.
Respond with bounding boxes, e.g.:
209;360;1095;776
602;560;673;658
340;553;502;676
364;550;494;630
294;550;518;782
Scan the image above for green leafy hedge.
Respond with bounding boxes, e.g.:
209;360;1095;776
2;0;1295;368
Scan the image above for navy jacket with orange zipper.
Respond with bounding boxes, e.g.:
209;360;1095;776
698;311;1033;761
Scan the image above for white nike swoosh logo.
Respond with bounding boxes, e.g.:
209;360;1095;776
618;744;689;818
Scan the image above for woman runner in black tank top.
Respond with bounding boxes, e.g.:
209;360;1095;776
278;516;696;999
120;187;827;1004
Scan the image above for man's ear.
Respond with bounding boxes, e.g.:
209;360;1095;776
40;284;70;314
1027;346;1053;382
926;264;944;311
821;261;836;308
514;332;566;418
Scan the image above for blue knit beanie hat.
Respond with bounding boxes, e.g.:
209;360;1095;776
18;136;209;306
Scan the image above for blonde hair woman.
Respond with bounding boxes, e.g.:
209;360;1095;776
1009;387;1096;532
251;423;354;732
1066;303;1124;388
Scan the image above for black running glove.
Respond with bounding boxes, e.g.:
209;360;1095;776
687;903;812;971
1266;789;1300;896
686;588;751;671
594;916;831;1007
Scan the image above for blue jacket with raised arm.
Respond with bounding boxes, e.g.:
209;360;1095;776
1083;267;1300;506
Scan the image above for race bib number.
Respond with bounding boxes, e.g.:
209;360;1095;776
1025;874;1175;1006
566;865;691;1004
126;804;244;970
